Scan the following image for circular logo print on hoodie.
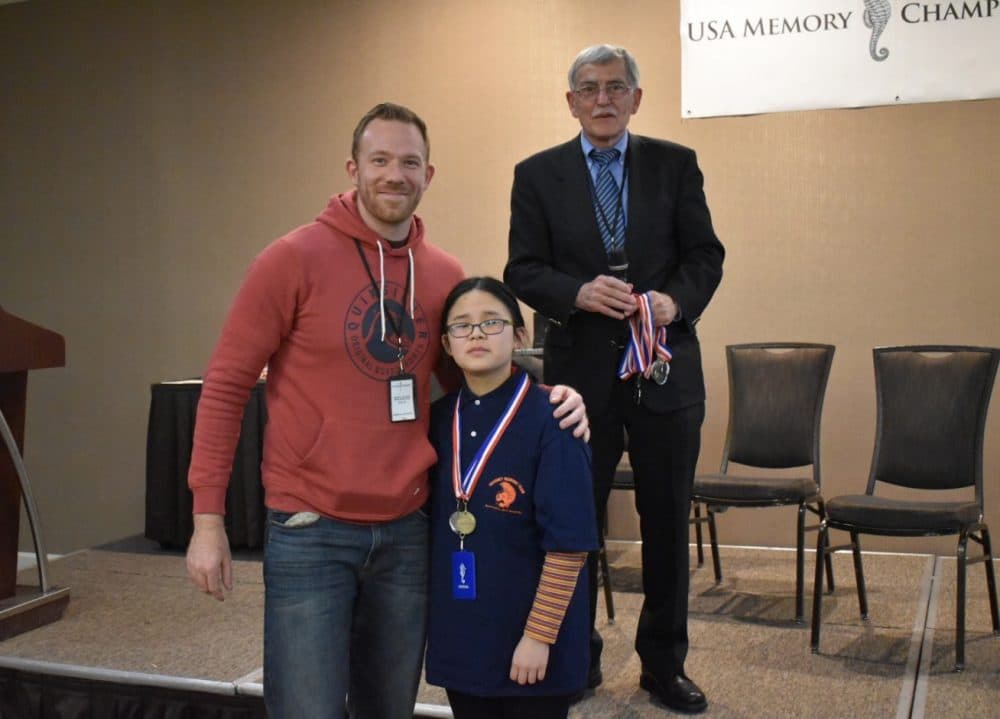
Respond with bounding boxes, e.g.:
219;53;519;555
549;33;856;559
344;282;430;380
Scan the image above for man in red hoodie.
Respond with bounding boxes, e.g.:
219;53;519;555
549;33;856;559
184;103;588;719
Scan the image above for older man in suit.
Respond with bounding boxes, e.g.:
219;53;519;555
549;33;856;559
504;45;724;714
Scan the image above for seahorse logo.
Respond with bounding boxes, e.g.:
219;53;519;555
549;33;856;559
863;0;891;61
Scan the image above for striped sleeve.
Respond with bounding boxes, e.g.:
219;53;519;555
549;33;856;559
523;551;587;644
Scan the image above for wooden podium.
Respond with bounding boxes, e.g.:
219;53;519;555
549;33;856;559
0;306;70;639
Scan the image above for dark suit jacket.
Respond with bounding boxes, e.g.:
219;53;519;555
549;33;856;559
504;133;725;417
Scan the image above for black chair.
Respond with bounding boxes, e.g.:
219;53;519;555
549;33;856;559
810;346;1000;671
692;342;836;622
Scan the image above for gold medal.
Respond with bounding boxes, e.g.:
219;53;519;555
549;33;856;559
449;510;477;536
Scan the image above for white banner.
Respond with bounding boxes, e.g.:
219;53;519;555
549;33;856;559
680;0;1000;117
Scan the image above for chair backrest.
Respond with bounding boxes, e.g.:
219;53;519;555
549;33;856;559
723;343;835;480
868;346;1000;504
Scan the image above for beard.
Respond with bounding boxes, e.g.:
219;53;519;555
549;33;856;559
357;182;423;228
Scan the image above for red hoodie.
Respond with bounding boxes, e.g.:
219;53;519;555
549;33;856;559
188;191;464;522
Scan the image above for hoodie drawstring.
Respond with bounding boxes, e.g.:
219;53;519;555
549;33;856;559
408;247;415;320
377;241;387;341
374;240;416;343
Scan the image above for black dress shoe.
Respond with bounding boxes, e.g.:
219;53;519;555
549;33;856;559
640;671;708;714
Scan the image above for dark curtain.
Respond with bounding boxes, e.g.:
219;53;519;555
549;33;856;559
0;668;265;719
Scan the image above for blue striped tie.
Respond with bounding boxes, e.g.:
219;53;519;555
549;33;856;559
589;148;624;256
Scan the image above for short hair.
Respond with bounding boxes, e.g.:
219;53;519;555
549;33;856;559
351;103;430;162
567;45;640;90
441;277;526;335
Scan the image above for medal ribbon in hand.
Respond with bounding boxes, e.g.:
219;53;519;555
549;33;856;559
617;292;672;382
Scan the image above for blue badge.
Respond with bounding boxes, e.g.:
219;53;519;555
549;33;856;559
452;550;477;600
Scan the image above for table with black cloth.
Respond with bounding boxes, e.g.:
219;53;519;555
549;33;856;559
144;380;267;549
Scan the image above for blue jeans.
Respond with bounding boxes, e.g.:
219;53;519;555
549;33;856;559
263;508;429;719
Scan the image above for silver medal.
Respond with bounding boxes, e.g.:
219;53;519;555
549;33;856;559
650;360;670;385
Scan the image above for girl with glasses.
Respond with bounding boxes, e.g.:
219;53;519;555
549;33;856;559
424;276;598;719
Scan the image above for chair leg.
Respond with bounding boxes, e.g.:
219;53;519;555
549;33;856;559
693;502;705;567
810;522;828;652
850;531;868;620
824;544;836;593
816;498;835;593
795;503;806;623
981;525;1000;634
598;541;615;624
956;533;969;671
707;506;722;582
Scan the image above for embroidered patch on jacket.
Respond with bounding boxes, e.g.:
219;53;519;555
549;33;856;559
485;476;526;514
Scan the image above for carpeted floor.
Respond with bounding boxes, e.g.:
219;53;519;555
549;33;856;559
913;556;1000;718
5;549;264;685
4;541;997;718
560;544;929;718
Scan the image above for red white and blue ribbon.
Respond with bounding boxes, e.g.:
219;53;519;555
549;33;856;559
617;292;672;381
452;371;531;502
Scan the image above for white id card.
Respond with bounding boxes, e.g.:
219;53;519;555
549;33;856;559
388;374;417;422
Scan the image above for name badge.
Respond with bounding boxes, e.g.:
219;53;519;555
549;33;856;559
452;550;477;600
388;374;417;422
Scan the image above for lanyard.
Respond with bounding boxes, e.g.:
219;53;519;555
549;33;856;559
451;372;530;503
354;238;411;366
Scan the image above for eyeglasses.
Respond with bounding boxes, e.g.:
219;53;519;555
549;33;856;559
446;319;513;338
573;81;632;101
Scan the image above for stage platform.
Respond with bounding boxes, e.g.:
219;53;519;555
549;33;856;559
0;540;997;718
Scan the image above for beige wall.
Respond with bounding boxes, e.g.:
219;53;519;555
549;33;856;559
2;1;998;556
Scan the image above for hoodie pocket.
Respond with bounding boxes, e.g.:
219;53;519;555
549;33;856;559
268;417;326;468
